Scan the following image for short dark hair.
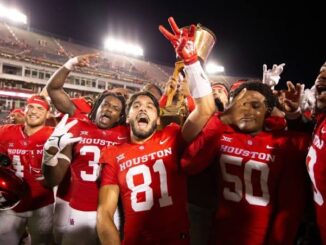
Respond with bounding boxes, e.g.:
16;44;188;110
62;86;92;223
126;91;160;115
232;81;276;113
88;91;126;126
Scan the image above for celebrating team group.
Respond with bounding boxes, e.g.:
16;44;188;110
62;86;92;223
0;17;325;245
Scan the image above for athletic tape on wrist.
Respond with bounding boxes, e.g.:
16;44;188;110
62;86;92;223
63;57;79;70
184;61;212;99
42;150;58;167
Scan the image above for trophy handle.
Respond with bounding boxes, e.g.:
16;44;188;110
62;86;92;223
166;61;185;106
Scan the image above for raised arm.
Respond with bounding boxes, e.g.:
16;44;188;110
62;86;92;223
46;54;98;116
159;17;215;142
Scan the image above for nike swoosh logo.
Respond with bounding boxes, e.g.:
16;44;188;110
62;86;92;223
266;145;275;149
36;144;43;147
118;136;127;140
159;137;170;145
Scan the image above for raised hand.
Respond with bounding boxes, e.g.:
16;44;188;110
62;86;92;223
164;77;178;96
64;53;100;70
277;81;304;113
262;63;285;88
44;114;81;154
159;17;198;65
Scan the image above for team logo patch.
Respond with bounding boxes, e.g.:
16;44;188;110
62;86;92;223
221;136;232;142
80;131;88;136
116;154;125;161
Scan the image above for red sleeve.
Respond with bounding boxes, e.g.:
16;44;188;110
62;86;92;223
159;95;168;108
99;146;119;186
266;137;310;244
181;114;222;175
185;96;195;113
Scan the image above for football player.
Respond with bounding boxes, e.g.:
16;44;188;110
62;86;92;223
0;95;55;244
182;81;311;244
97;17;216;245
306;61;326;244
43;54;128;245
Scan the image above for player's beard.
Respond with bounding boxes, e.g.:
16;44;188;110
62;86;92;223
130;120;157;140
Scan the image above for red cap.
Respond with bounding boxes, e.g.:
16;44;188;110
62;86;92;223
27;95;50;111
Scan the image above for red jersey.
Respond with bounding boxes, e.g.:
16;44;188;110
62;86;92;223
100;124;189;244
182;114;309;245
55;115;88;202
68;117;128;211
306;113;326;244
0;124;54;212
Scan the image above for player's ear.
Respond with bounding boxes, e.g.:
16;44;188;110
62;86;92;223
126;115;130;124
156;116;161;126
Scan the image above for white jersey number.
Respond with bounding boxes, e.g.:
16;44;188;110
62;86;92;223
126;159;173;212
220;154;270;206
12;155;24;178
80;146;100;182
306;147;324;206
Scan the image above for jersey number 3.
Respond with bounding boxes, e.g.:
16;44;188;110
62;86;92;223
126;159;173;212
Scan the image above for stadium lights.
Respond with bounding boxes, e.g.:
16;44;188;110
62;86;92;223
104;37;144;57
205;62;225;74
0;3;27;24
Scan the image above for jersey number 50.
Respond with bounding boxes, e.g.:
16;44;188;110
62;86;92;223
220;154;270;206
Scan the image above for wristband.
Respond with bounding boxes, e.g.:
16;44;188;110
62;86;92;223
42;150;58;167
63;57;78;70
184;61;212;98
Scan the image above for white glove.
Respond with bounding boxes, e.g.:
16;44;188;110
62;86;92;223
44;114;81;152
262;63;285;88
300;86;316;111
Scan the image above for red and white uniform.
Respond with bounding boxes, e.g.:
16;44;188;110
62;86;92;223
53;109;87;244
100;123;190;245
0;124;54;211
69;118;128;211
306;113;326;244
182;114;309;245
61;117;128;245
0;124;54;245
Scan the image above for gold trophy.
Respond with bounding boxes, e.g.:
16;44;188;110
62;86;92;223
159;24;216;128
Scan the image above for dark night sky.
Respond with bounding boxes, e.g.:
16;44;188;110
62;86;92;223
7;0;325;87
